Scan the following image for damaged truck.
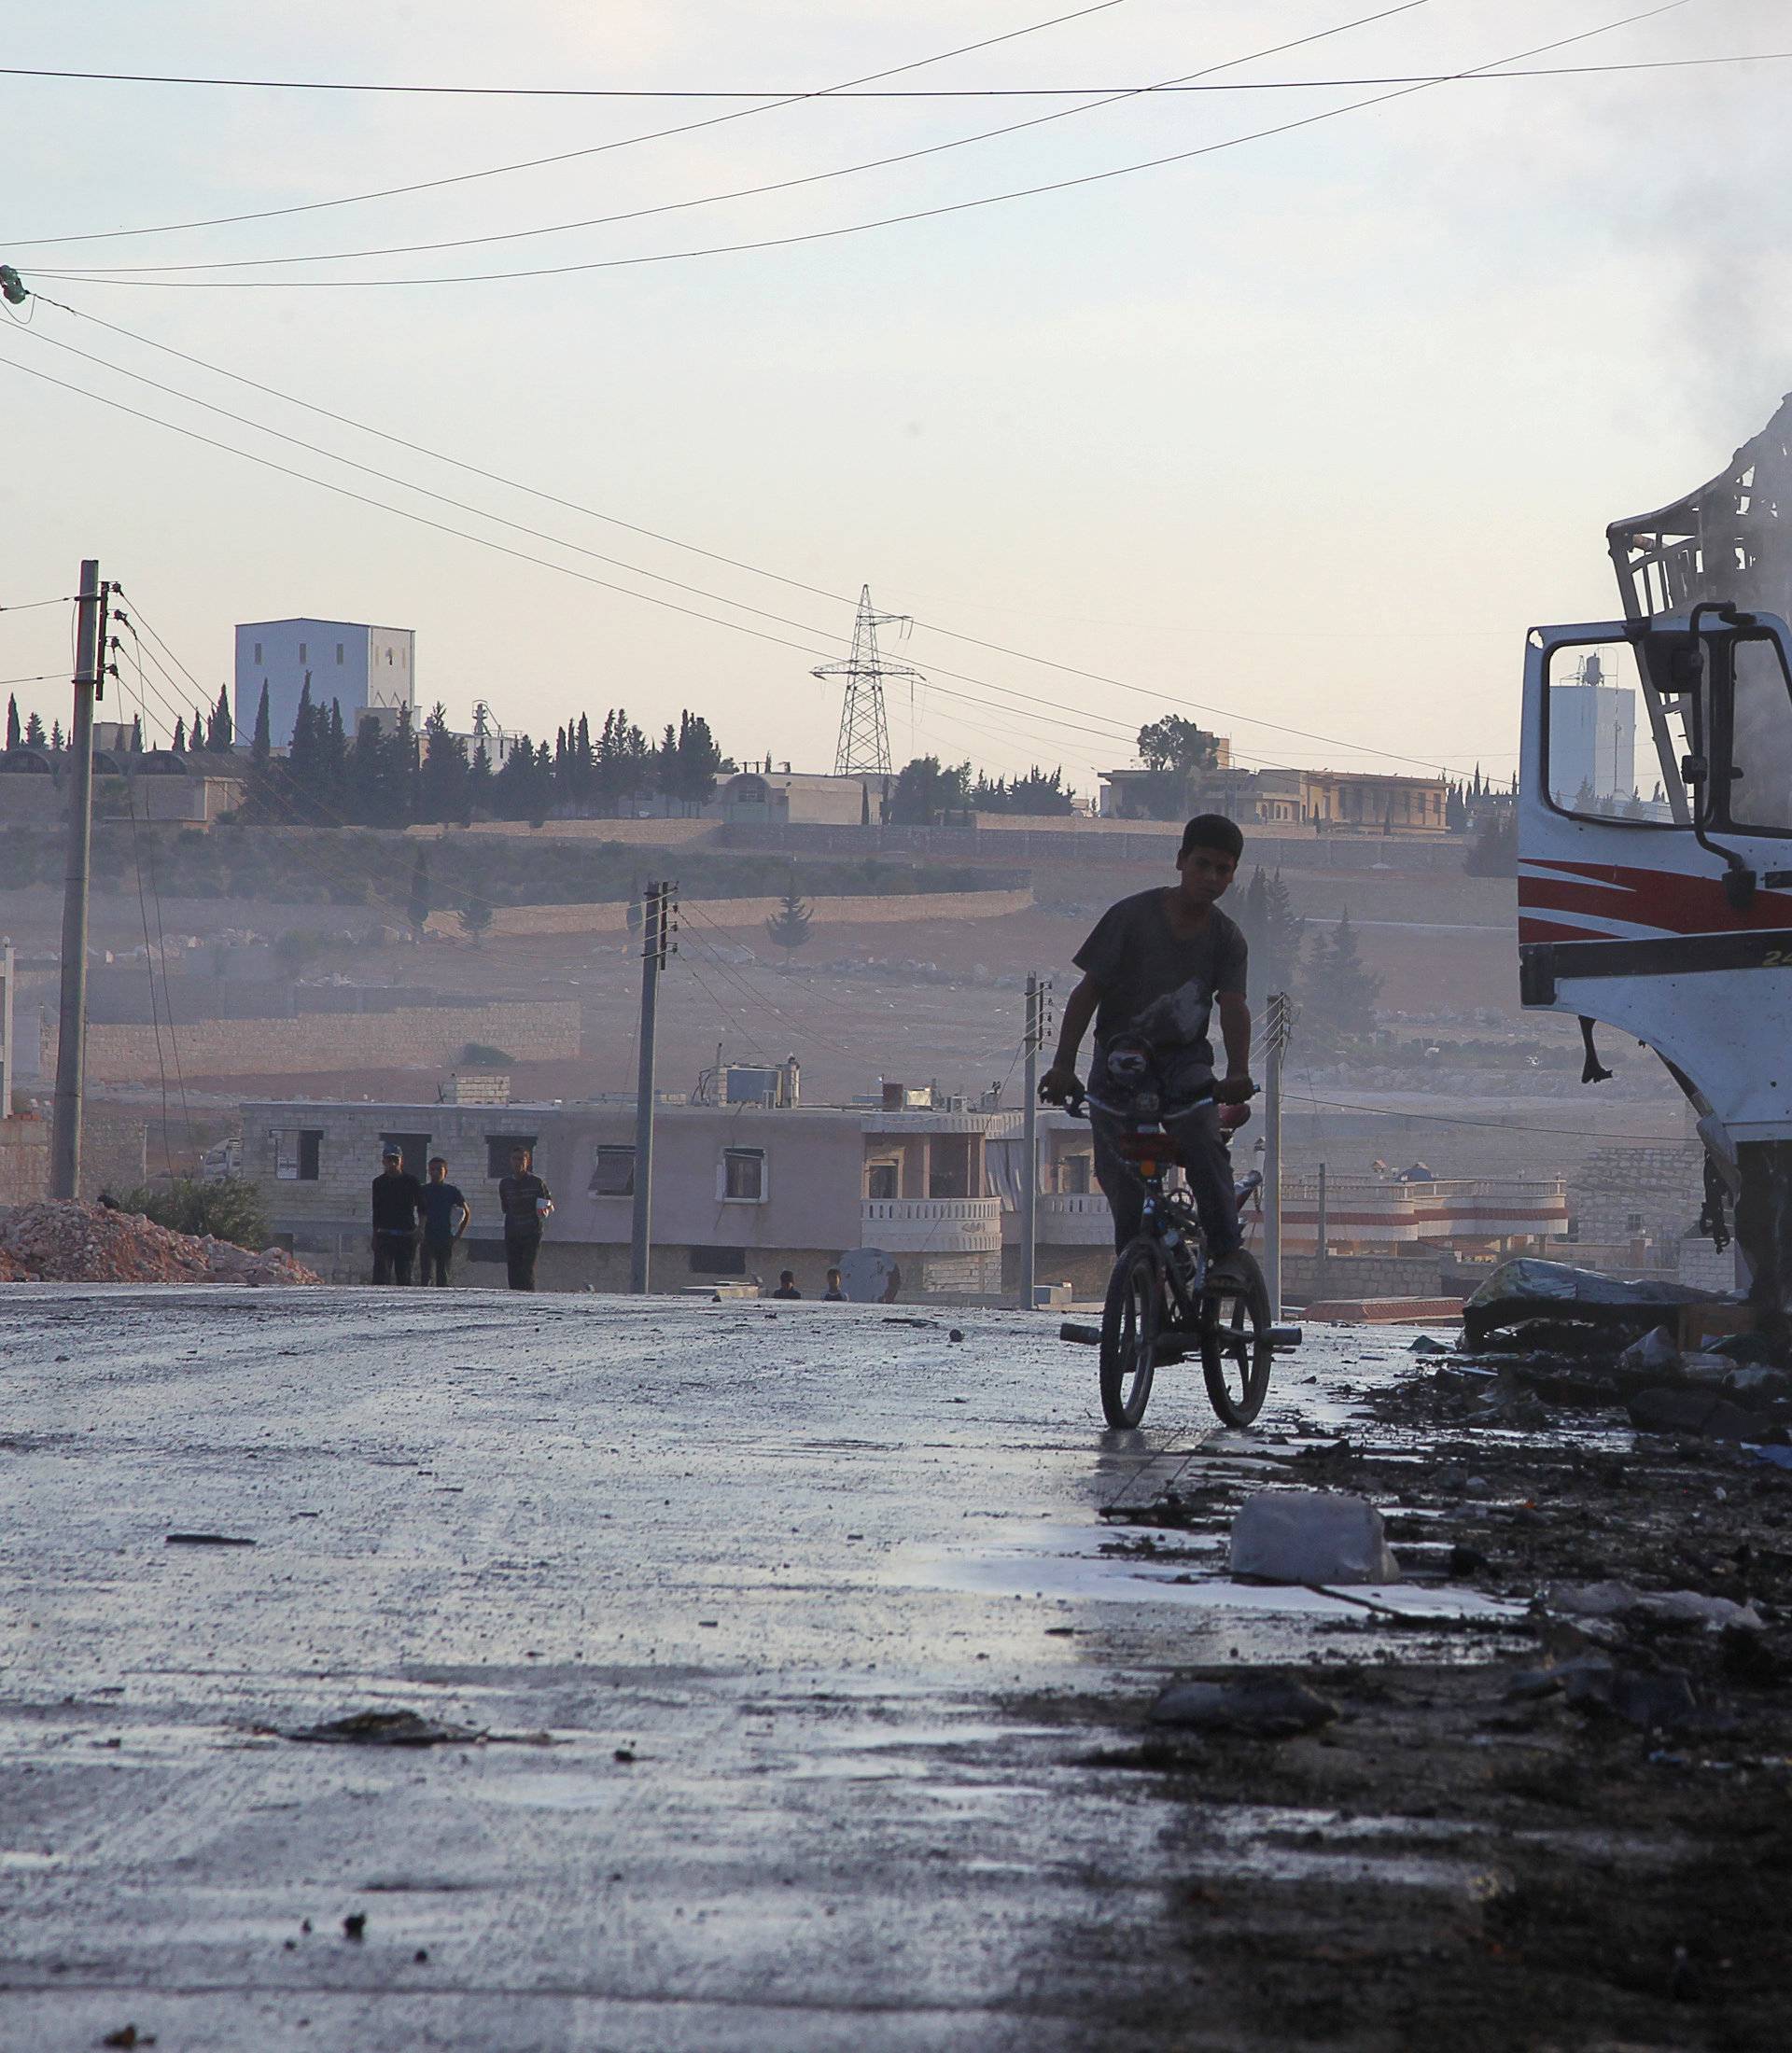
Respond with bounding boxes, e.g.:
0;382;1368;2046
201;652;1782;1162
1518;396;1792;1338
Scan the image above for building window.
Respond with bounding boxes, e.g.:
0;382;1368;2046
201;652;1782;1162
253;641;261;663
590;1145;635;1196
866;1160;899;1201
298;642;306;662
336;643;344;664
486;1133;539;1179
386;649;394;665
273;1127;321;1181
379;1130;430;1177
720;1147;766;1203
690;1246;747;1277
1061;1153;1092;1195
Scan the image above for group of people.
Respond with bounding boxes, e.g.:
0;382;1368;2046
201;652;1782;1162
370;1143;553;1291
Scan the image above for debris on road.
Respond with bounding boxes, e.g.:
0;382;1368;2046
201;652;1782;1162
1148;1674;1337;1738
1461;1256;1726;1349
1229;1488;1397;1585
285;1711;484;1748
164;1533;256;1548
0;1201;321;1287
1538;1581;1762;1631
342;1913;367;1941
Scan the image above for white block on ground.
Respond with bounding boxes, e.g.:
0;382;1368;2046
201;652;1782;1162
1229;1489;1397;1585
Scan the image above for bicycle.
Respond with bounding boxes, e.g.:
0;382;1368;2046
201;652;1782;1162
1059;1048;1275;1430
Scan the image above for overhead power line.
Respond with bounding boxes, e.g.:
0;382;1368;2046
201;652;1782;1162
28;4;1441;276
27;1;1694;288
4;0;1134;250
0;48;1777;98
0;335;1482;777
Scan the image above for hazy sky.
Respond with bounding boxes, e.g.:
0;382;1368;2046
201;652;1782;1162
3;0;1787;795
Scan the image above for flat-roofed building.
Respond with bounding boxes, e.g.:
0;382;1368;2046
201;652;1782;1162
234;617;415;748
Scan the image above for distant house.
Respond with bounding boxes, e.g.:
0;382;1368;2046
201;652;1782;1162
1098;761;1446;834
710;768;883;827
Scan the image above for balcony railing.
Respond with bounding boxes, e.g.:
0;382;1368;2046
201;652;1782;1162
861;1196;1002;1252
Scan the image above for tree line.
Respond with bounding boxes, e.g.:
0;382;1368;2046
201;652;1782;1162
245;684;729;830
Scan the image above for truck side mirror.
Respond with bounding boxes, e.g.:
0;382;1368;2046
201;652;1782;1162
1680;754;1707;785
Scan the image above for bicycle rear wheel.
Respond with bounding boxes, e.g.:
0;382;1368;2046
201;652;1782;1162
1200;1249;1273;1427
1099;1238;1163;1428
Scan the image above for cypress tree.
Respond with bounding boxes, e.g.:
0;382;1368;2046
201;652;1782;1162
4;694;19;751
251;681;272;765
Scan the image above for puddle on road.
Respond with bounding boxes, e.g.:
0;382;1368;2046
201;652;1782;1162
881;1520;1524;1628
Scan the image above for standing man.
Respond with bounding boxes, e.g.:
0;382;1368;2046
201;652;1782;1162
1039;815;1255;1283
418;1155;470;1287
370;1145;426;1285
497;1142;553;1292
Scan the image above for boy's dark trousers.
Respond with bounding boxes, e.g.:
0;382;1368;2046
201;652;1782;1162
1086;1044;1240;1261
371;1230;416;1284
420;1236;455;1286
505;1228;541;1292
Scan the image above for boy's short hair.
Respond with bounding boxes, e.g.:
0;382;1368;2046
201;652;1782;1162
427;1155;447;1171
1179;813;1243;861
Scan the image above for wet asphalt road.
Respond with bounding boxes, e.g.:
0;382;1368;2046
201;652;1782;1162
2;1288;1453;2051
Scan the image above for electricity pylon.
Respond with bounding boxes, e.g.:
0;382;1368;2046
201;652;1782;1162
812;585;922;777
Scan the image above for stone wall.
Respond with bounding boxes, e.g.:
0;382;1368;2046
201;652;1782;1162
423;887;1033;943
0;1117;49;1203
46;1001;580;1083
1571;1142;1707;1247
407;817;719;846
1282;1252;1459;1305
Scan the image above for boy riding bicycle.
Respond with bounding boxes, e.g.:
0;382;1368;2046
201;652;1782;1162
1038;814;1255;1287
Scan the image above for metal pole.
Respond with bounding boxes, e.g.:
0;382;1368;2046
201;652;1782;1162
630;881;665;1293
1263;991;1286;1320
1020;972;1039;1310
1316;1160;1329;1301
1;937;14;1122
51;560;105;1200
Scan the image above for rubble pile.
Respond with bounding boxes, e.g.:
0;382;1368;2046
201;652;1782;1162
0;1202;321;1286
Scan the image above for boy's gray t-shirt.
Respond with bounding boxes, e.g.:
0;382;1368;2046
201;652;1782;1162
1073;890;1247;1070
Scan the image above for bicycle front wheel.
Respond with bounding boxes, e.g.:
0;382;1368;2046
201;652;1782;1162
1201;1248;1273;1427
1099;1238;1164;1429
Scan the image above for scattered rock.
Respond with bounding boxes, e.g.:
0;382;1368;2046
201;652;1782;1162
1561;1661;1700;1731
1504;1655;1615;1702
1408;1334;1452;1356
1448;1543;1491;1577
342;1913;367;1941
100;2030;156;2049
1149;1674;1337;1738
165;1533;255;1548
1618;1325;1682;1375
285;1710;485;1748
1229;1489;1398;1585
1626;1387;1756;1440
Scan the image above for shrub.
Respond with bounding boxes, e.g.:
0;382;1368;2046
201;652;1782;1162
119;1175;270;1250
459;1040;514;1065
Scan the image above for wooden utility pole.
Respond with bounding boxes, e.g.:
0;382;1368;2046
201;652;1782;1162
51;560;106;1200
629;881;676;1293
